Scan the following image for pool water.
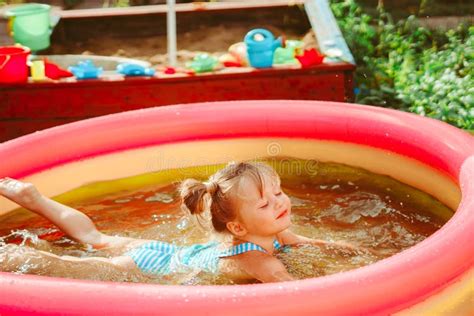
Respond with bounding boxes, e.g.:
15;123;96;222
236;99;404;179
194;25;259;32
0;159;452;285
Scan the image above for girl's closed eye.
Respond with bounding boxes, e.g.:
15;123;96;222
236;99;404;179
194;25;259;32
259;201;269;209
275;191;282;196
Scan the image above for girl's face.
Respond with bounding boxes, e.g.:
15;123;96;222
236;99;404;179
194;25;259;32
232;174;292;237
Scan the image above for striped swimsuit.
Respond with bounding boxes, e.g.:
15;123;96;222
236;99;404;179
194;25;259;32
126;239;282;275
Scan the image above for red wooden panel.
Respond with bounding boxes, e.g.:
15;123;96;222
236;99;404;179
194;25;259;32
0;64;355;141
0;64;353;118
0;119;79;143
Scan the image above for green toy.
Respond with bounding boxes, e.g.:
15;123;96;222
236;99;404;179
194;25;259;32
285;40;304;53
5;4;58;51
273;40;303;65
186;53;218;73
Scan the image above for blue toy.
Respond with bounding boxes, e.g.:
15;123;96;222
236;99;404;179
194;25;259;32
244;28;282;68
68;60;102;80
116;63;155;77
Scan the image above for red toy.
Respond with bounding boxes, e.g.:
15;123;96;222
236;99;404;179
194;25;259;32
296;48;325;68
44;59;74;79
164;67;176;75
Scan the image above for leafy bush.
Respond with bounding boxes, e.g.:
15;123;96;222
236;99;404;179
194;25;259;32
331;0;473;130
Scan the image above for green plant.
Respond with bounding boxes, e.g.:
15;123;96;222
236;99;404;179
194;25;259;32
396;27;473;129
330;0;473;130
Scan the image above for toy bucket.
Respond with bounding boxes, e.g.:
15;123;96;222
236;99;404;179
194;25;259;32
0;46;31;83
5;4;53;51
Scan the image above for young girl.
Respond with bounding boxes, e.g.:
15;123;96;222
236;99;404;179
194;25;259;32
0;162;360;283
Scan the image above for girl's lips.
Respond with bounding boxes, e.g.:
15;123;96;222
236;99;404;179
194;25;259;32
276;209;288;219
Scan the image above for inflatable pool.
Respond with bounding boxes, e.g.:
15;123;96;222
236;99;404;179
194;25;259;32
0;100;472;315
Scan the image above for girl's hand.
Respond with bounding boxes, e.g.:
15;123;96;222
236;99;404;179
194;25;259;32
0;178;43;209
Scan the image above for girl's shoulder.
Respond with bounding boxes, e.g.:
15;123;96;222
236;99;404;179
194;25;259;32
218;256;254;280
222;249;292;283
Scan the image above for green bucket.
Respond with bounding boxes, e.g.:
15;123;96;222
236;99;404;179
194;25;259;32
5;4;53;52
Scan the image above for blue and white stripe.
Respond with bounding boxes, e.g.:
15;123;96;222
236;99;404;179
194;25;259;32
218;239;281;257
127;241;178;274
127;239;283;275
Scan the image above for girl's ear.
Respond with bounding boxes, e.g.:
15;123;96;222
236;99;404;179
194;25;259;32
226;221;247;237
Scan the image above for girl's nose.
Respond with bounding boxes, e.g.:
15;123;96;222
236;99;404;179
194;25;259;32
274;195;284;209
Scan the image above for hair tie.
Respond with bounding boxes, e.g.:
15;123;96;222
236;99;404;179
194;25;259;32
204;180;219;195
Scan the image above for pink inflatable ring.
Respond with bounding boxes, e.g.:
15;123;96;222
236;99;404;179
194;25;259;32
0;100;473;315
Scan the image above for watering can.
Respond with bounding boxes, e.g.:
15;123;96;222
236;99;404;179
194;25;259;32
5;4;59;52
244;29;282;68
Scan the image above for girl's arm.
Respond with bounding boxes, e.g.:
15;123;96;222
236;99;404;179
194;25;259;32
236;251;294;283
29;194;138;249
0;178;138;249
277;229;326;246
277;229;369;253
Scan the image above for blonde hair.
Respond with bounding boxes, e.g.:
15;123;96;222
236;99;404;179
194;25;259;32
179;161;279;233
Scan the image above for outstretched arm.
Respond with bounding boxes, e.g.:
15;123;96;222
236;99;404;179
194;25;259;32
277;229;373;254
0;178;136;249
277;229;327;246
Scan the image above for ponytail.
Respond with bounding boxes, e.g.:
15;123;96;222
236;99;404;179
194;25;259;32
179;179;209;215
